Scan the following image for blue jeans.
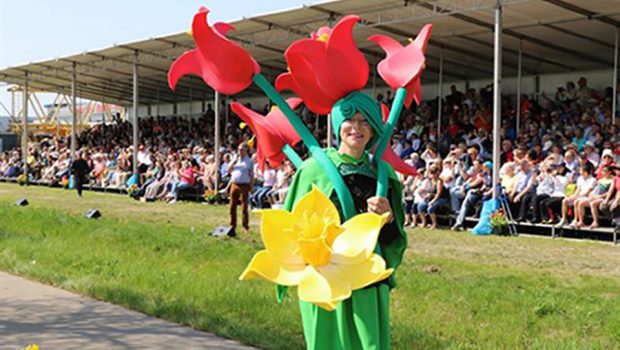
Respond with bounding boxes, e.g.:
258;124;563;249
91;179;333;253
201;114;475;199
450;187;466;214
171;181;191;200
417;198;449;215
455;191;482;226
252;185;272;208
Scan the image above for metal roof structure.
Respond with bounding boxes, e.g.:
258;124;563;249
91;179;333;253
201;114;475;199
1;0;619;106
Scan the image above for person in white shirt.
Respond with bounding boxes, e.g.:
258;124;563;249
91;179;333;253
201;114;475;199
557;163;596;227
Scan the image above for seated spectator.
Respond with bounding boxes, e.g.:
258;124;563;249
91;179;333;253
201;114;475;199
557;163;596;227
168;160;195;204
451;160;492;231
539;163;570;224
416;166;448;229
576;165;613;228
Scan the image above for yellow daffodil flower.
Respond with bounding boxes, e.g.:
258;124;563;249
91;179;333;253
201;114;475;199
240;185;393;311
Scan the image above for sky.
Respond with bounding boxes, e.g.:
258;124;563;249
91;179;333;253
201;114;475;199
0;0;312;116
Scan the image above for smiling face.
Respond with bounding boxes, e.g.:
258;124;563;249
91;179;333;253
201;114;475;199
339;113;374;153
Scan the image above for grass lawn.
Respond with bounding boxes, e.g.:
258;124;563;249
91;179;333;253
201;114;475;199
1;183;619;349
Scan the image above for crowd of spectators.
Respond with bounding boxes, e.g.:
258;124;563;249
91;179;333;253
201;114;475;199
2;76;620;231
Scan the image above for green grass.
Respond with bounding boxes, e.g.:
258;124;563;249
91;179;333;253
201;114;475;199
1;183;619;349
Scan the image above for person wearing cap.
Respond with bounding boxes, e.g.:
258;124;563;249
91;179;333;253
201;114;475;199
596;149;616;179
280;92;406;350
451;160;492;231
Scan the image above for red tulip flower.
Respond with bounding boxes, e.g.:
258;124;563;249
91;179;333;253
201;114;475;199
168;7;260;95
275;16;369;115
368;24;432;107
378;104;418;177
231;98;303;170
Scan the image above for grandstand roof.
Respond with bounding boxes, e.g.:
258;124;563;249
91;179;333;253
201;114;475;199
1;0;619;106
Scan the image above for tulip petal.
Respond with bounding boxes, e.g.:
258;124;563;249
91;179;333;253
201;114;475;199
239;250;306;286
298;265;351;309
331;213;389;265
412;24;433;53
324;15;369;99
189;8;259;94
322;254;393;290
367;34;403;56
292;185;341;228
230;99;301;170
168;49;204;91
376;46;425;90
256;209;304;265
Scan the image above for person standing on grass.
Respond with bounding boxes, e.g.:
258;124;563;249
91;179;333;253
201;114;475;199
71;151;91;197
227;144;253;235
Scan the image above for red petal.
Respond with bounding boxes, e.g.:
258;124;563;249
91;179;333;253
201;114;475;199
376;43;425;89
281;40;338;114
168;49;203;91
324;16;369;98
190;9;259;94
379;102;417;176
230;100;301;170
412;24;433;54
382;148;418;177
367;34;403;56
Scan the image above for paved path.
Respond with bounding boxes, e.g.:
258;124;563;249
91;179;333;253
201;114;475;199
0;272;257;350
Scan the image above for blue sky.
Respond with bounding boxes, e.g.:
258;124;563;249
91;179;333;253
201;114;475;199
0;0;311;116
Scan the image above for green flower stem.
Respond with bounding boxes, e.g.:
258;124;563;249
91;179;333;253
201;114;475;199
252;73;356;220
281;144;302;168
374;87;407;197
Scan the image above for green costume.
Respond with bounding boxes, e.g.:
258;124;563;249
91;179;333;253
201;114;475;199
281;92;407;350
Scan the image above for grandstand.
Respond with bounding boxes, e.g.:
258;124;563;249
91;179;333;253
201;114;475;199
1;0;619;242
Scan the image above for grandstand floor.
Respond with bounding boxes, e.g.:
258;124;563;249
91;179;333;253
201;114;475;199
0;183;619;349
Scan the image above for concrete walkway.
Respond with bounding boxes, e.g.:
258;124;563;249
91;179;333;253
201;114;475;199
0;272;257;350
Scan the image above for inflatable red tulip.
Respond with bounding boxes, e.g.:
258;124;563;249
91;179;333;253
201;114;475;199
168;7;260;95
275;16;369;115
230;98;302;170
369;24;432;107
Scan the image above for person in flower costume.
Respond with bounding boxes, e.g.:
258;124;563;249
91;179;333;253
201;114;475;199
168;7;432;349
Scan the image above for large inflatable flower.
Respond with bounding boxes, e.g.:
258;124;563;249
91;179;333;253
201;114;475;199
168;7;260;95
230;98;302;170
275;16;369;115
240;186;393;311
369;24;433;107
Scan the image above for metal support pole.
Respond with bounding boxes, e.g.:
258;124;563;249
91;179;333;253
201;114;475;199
132;51;139;176
214;91;221;191
71;62;77;160
327;113;333;148
492;0;503;200
516;39;522;136
613;28;618;126
22;71;28;183
437;47;444;136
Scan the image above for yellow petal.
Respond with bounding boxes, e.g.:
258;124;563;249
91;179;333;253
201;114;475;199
292;185;340;231
298;266;351;310
330;213;389;265
257;209;303;265
239;250;305;286
299;236;331;267
325;223;345;246
321;254;393;290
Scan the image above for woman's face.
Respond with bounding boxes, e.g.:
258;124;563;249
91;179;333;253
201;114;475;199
339;113;373;151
